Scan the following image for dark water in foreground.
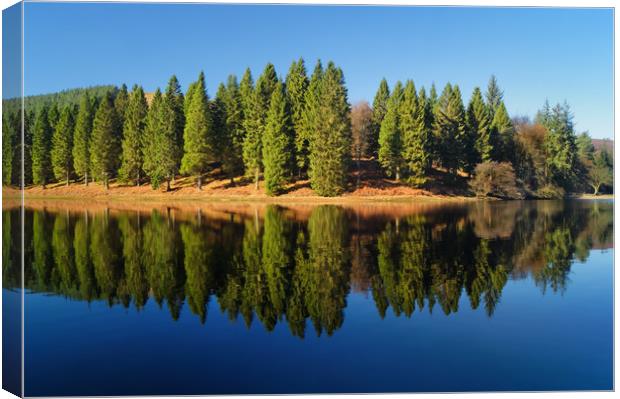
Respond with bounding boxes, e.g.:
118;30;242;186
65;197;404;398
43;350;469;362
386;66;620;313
3;200;613;395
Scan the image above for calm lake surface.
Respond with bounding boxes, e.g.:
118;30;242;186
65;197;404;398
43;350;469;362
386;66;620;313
3;199;613;395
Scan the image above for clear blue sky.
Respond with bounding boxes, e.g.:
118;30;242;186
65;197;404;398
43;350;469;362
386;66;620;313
24;3;613;138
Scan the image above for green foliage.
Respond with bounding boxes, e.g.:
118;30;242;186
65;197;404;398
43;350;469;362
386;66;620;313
433;83;467;175
164;75;185;175
485;75;504;118
308;62;351;196
541;102;577;189
90;92;121;188
298;60;324;174
491;101;515;163
221;75;245;179
285;58;309;173
114;84;129;127
371;78;390;158
51;106;75;184
143;89;177;189
72;93;95;184
32;106;53;187
119;85;148;185
400;80;430;185
378;81;403;179
262;82;293;195
2;111;18;185
180;72;213;187
467;87;493;164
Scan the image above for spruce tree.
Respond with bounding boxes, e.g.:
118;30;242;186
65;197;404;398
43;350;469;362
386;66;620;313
222;75;245;181
32;106;53;187
433;83;466;175
485;75;504;118
239;68;254;116
285;58;309;175
378;81;403;180
180;72;213;189
2;112;16;186
371;78;390;158
119;85;148;186
143;89;177;190
467;87;493;164
298;60;324;175
308;62;351;196
401;80;430;185
262;82;292;195
73;92;94;185
491;101;514;163
90;92;121;190
48;103;60;132
542;102;577;188
51;106;75;186
114;84;129;127
211;83;228;167
164;75;185;177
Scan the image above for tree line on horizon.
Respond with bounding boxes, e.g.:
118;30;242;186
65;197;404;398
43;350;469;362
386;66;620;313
2;59;613;197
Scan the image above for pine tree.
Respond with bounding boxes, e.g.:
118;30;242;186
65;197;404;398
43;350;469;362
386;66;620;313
143;89;177;190
90;92;121;190
433;83;466;175
164;75;185;178
285;58;309;175
211;83;228;167
119;85;148;186
467;87;493;164
378;81;403;180
262;82;292;195
180;72;213;189
308;62;351;196
298;60;324;175
114;84;129;127
51;106;75;186
48;103;60;131
485;75;504;118
32;106;53;187
371;78;390;158
401;80;430;185
72;92;95;185
491;101;514;163
542;102;577;189
221;75;245;181
2;111;17;186
239;68;254;116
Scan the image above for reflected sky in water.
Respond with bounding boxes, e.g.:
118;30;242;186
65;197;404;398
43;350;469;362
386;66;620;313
2;199;613;395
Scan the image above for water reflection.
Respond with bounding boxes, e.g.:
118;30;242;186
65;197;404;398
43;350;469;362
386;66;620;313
3;200;613;338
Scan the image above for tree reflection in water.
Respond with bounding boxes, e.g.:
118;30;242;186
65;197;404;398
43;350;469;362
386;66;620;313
4;200;613;338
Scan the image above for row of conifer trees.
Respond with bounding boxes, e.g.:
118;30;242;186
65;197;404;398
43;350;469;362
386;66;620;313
2;58;600;197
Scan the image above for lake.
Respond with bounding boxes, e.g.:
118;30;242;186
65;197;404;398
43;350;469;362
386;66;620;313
2;199;613;395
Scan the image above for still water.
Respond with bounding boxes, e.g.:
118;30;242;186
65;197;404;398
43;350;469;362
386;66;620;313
3;199;613;395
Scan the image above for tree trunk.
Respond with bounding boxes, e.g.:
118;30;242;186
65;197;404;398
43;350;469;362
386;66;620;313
255;168;260;190
66;171;70;186
593;184;600;196
104;176;109;191
395;166;400;182
85;172;88;186
356;157;361;188
166;177;171;192
136;170;140;187
197;175;202;190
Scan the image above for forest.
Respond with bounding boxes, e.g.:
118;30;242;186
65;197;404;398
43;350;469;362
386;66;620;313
1;58;614;198
2;201;613;337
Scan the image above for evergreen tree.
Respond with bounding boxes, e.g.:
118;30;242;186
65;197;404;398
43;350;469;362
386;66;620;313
239;68;254;117
371;78;390;158
32;106;53;187
221;75;245;181
119;85;148;186
90;92;121;189
485;75;504;118
542;102;577;189
114;84;129;127
491;101;515;163
164;75;185;177
48;103;60;131
72;93;95;185
51;106;75;185
308;62;351;196
467;87;493;164
143;90;168;189
378;81;403;179
211;83;228;168
2;111;17;186
576;132;595;162
262;82;292;195
285;58;309;175
401;80;430;185
180;72;213;189
433;83;467;175
298;60;324;175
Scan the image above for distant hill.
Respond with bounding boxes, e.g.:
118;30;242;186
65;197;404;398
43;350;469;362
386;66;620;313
592;138;613;154
2;85;117;115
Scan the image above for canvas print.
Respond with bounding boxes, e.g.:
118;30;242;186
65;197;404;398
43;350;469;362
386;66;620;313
1;1;614;396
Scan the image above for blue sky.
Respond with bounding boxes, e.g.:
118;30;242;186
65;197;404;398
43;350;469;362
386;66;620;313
23;3;613;138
